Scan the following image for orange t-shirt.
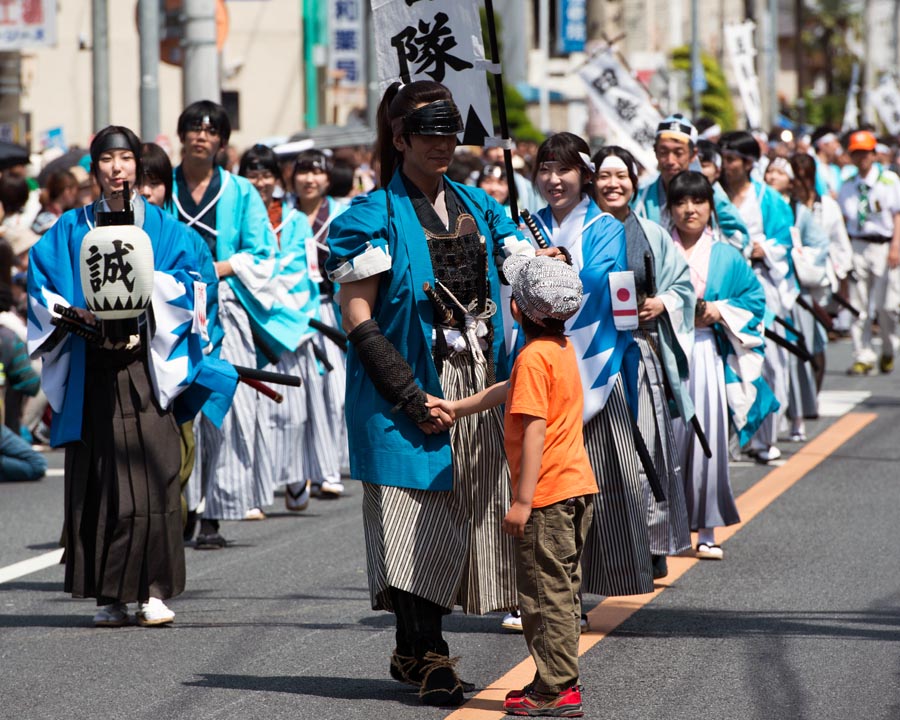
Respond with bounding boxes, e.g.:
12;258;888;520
504;336;597;508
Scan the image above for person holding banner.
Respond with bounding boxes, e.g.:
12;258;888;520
635;114;749;252
26;126;234;626
718;131;795;464
326;80;526;707
592;145;695;579
837;130;900;376
528;132;653;598
667;170;777;559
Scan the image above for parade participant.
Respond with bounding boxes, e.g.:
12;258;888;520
476;163;510;212
766;156;829;439
697;140;723;185
170;100;279;547
837;130;900;375
326;80;525;706
635;114;749;251
530;132;652;597
790;152;854;385
239;144;334;513
26;126;231;626
592;145;695;579
719;130;795;463
430;255;595;718
292;148;347;496
812;127;844;198
31;170;79;235
668;171;776;559
139;143;175;211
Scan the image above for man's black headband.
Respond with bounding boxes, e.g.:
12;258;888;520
92;132;137;162
395;99;464;137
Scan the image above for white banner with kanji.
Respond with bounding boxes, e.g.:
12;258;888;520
578;49;661;171
724;21;762;131
871;81;900;135
371;0;494;145
0;0;56;49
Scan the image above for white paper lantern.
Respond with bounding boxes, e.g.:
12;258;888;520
79;225;155;320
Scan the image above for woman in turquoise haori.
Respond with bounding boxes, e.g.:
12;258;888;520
668;170;779;560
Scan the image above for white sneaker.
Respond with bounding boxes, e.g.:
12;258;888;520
501;610;523;631
137;597;175;626
319;479;344;498
696;542;724;560
755;445;782;463
93;602;130;627
285;480;311;512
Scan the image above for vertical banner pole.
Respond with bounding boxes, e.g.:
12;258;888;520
482;0;520;222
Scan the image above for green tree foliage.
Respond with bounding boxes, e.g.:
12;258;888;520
671;47;737;130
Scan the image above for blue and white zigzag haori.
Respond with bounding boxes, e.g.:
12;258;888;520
27;198;238;447
535;197;640;422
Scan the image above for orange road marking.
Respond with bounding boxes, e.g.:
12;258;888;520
446;411;877;719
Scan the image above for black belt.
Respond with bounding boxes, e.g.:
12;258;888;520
851;234;892;243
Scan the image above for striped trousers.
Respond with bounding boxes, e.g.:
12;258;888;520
580;376;655;597
199;284;271;520
361;352;517;615
634;330;692;556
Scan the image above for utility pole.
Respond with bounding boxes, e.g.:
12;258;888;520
862;0;874;124
138;0;161;140
765;0;778;129
538;0;550;133
182;0;220;106
92;0;110;131
691;0;701;119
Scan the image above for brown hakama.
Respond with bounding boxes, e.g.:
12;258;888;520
64;346;185;605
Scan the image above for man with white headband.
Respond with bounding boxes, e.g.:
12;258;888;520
635;113;749;251
811;126;843;197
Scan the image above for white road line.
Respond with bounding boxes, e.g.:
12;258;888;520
817;390;871;417
0;549;64;585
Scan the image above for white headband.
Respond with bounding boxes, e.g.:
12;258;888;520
578;152;596;174
769;157;794;180
815;132;837;148
598;155;638;179
698;123;722;140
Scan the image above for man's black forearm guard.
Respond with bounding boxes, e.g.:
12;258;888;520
348;319;430;424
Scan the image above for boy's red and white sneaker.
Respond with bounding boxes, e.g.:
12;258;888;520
503;684;584;717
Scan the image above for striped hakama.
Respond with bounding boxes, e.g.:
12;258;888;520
787;297;819;421
361;351;516;615
300;339;342;488
581;376;655;597
633;329;692;556
200;283;273;519
672;328;740;530
316;300;349;471
65;350;185;604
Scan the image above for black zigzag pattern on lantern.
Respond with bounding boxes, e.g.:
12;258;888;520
87;295;150;313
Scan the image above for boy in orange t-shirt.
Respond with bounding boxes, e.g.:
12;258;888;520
430;254;596;718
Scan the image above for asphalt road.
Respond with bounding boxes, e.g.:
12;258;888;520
1;337;897;720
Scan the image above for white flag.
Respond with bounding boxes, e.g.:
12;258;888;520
578;50;661;171
871;81;900;135
371;0;494;146
724;21;762;130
